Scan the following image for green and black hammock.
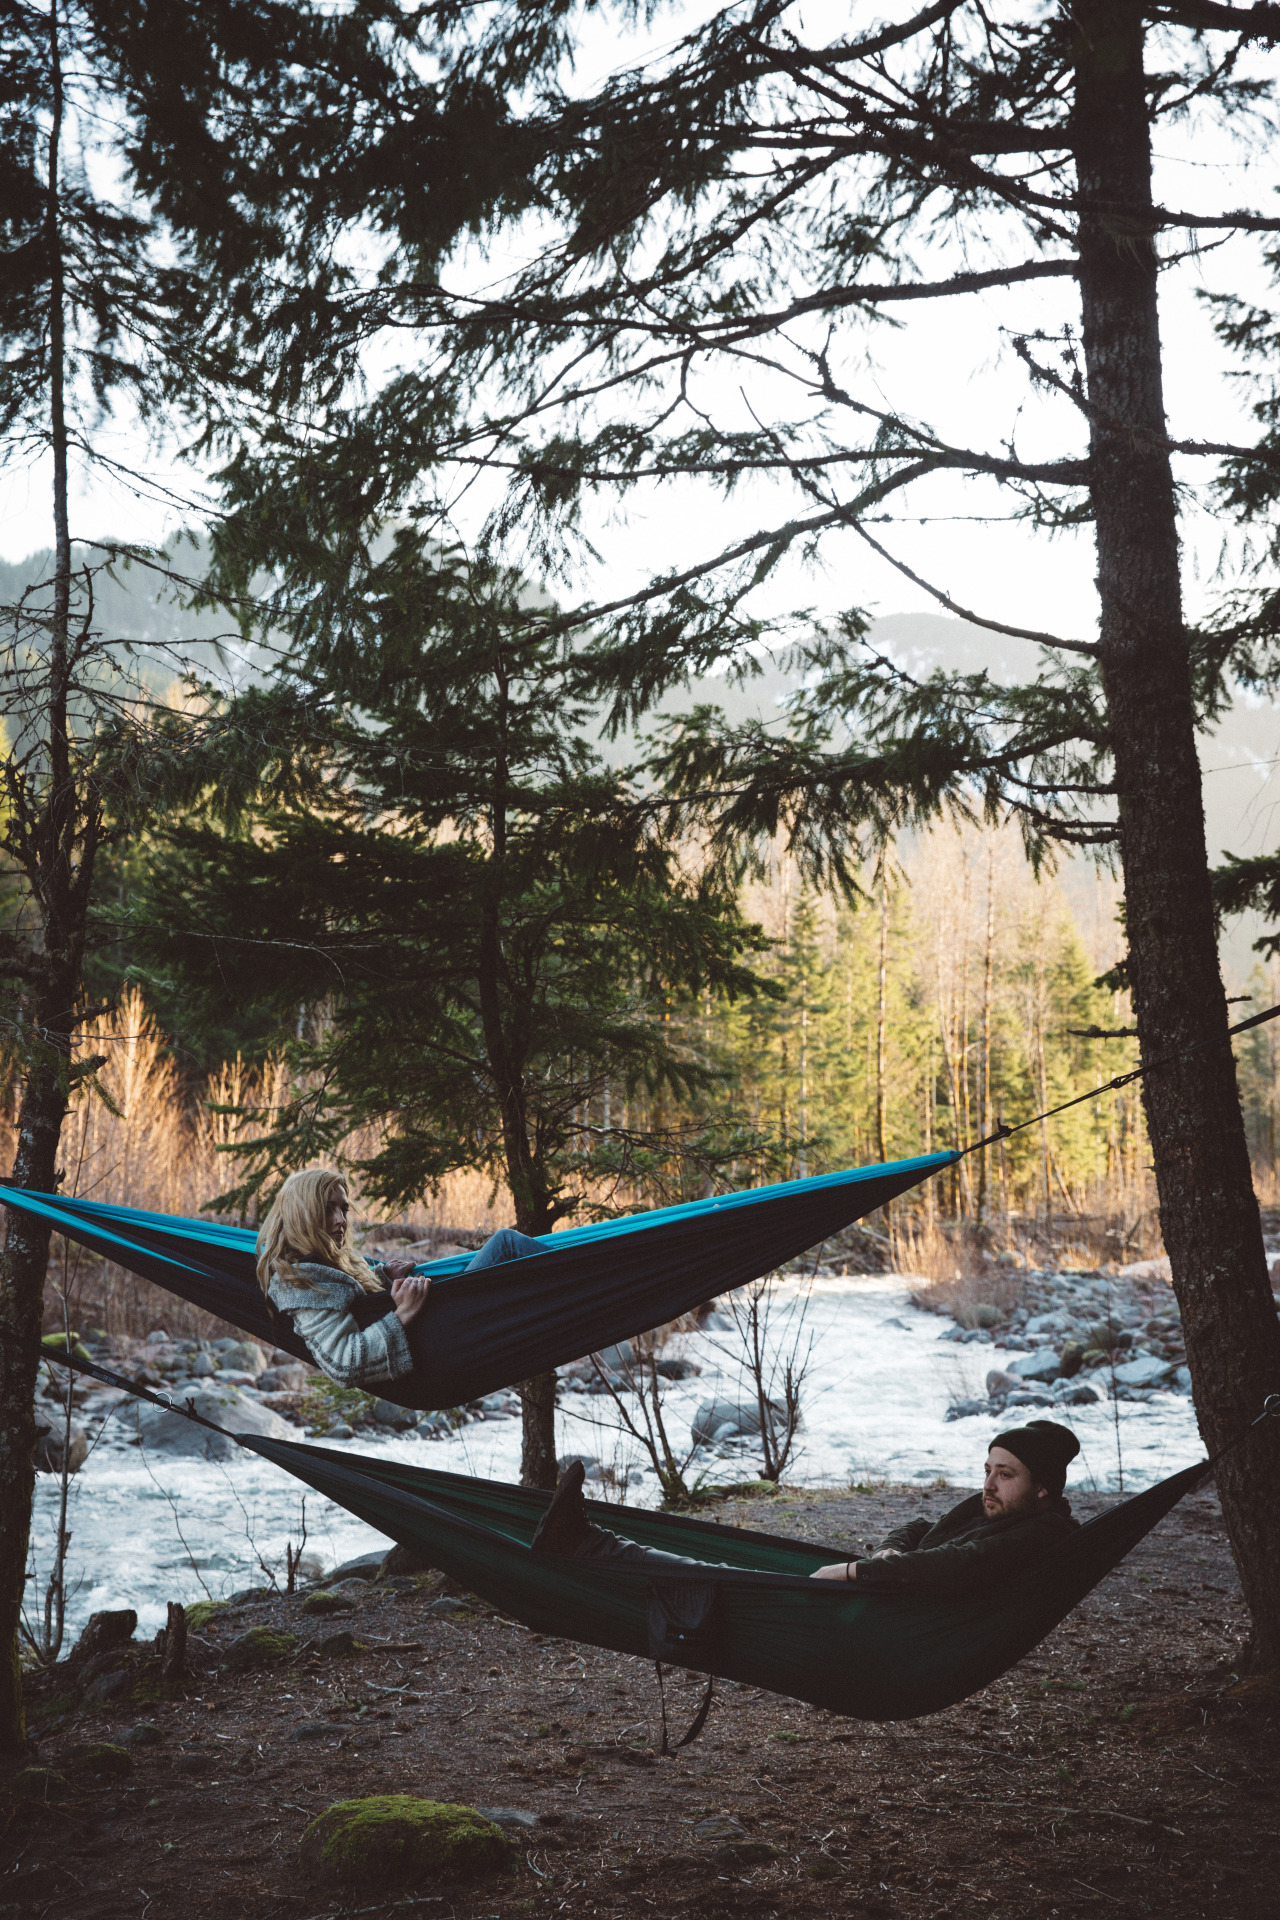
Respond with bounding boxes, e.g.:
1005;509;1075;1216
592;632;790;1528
0;1153;953;1412
45;1349;1275;1724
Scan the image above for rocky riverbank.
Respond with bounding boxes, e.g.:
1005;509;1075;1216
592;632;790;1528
33;1327;522;1471
918;1254;1280;1423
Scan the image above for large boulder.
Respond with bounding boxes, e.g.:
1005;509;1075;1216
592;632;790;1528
34;1424;90;1474
119;1386;296;1460
74;1609;137;1660
1111;1353;1175;1389
691;1397;786;1446
1118;1256;1172;1285
299;1797;513;1887
1006;1350;1061;1384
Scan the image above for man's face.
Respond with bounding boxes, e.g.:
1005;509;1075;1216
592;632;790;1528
982;1445;1048;1519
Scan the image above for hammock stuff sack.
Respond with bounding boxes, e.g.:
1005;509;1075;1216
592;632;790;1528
0;1153;954;1413
44;1347;1215;1724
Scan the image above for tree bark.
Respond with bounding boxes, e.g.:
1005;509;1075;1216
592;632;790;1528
1072;1;1280;1663
476;663;561;1489
0;0;100;1755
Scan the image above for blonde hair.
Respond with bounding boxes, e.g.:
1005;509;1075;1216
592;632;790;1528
255;1168;384;1297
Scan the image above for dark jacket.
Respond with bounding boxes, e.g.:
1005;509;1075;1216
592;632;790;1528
852;1491;1078;1595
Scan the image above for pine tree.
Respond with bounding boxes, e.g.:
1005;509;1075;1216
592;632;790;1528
0;0;425;1757
133;547;773;1485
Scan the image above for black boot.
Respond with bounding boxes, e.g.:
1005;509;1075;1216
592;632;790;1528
530;1459;590;1555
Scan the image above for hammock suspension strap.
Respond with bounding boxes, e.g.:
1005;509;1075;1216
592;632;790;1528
654;1661;716;1754
963;1000;1280;1157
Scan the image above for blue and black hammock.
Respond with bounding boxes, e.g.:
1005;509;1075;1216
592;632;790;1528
40;1347;1280;1722
0;1153;954;1412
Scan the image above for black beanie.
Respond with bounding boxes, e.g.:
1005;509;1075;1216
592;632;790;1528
990;1420;1080;1498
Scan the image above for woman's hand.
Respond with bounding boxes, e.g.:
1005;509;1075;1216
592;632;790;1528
810;1561;856;1582
391;1273;431;1328
383;1256;418;1283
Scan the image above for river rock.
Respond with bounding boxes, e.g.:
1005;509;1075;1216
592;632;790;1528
302;1589;356;1616
475;1807;539;1832
594;1341;634;1370
1053;1382;1101;1406
1006;1350;1061;1384
985;1368;1022;1397
224;1626;297;1669
656;1356;699;1380
119;1385;297;1460
693;1815;749;1844
33;1424;90;1474
327;1551;387;1583
372;1400;420;1430
1118;1256;1172;1285
83;1668;137;1706
10;1767;68;1801
318;1629;360;1658
716;1839;781;1868
1111;1353;1175;1389
119;1723;164;1749
691;1398;784;1446
259;1363;309;1394
65;1741;132;1780
75;1609;137;1659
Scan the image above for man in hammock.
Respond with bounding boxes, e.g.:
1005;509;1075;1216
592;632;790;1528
532;1421;1081;1592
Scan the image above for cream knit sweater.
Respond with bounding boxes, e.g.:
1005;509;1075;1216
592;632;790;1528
267;1262;413;1390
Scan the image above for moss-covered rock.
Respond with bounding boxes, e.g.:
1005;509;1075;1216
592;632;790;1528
6;1766;69;1801
41;1330;93;1364
223;1626;297;1671
184;1600;225;1632
65;1741;132;1780
301;1589;355;1616
299;1797;514;1887
317;1630;360;1659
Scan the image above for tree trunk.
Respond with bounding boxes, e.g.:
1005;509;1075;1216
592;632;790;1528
0;5;79;1760
1073;1;1280;1663
513;1190;559;1488
875;868;888;1163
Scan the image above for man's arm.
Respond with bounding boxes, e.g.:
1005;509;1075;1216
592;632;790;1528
879;1516;933;1553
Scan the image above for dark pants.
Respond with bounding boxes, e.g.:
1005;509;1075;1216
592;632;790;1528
576;1529;708;1573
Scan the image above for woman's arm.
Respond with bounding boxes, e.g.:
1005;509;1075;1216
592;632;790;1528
286;1300;415;1389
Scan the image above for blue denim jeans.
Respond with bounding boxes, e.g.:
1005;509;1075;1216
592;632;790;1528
463;1227;545;1270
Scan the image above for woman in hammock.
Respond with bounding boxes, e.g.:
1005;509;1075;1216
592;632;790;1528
256;1167;542;1390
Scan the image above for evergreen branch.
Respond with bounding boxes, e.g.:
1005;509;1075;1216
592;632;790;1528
841;520;1097;658
1149;4;1280;38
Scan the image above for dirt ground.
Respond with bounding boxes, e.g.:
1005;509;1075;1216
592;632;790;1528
4;1477;1278;1920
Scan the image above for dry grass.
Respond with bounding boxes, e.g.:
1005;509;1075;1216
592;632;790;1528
891;1201;1166;1323
0;989;516;1341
